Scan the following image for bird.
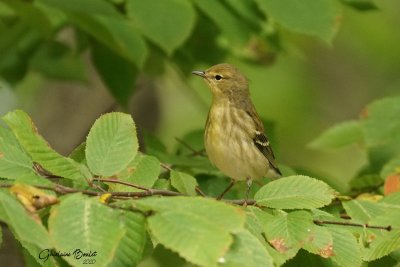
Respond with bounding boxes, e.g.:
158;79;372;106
192;63;281;203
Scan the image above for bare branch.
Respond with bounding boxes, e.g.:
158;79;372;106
314;219;392;231
93;178;149;191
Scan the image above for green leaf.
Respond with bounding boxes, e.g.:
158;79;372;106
136;197;245;267
193;0;250;44
303;225;334;258
69;14;148;67
362;96;400;146
221;229;274;267
245;207;289;266
328;228;362;267
85;112;138;177
113;154;160;191
255;175;336;209
49;194;145;267
342;200;388;223
3;0;53;36
2;110;91;181
108;212;147;267
30;41;87;81
258;210;314;258
0;126;35;179
0;21;41;83
223;0;262;27
126;0;196;55
363;230;400;261
136;197;245;231
170;170;198;196
91;41;137;107
369;195;400;228
254;0;339;42
0;190;53;266
309;121;363;150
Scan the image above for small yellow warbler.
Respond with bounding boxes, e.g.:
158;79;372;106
192;63;281;203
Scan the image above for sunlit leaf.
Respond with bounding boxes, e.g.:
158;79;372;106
0;126;35;180
135;197;245;267
255;175;336;209
363;230;400;261
303;225;334;258
108;212;147;267
0;190;54;266
49;194;145;266
86;112;138;176
2;110;91;182
258;210;314;258
112;154;160;191
221;229;274;267
328;228;362;267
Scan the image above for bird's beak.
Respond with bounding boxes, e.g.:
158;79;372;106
191;70;206;78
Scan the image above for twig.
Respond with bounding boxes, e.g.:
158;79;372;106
160;163;172;171
93;178;149;191
175;137;206;157
0;184;182;197
225;199;257;206
314;220;392;231
195;186;206;197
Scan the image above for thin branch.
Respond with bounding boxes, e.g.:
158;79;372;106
195;186;206;197
0;184;182;197
160;163;172;171
225;199;256;206
314;220;392;231
0;183;394;231
175;137;206;157
93;178;149;191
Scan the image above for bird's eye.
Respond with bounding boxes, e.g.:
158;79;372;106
215;75;222;81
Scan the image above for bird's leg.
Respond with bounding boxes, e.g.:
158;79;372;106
216;180;236;200
243;178;253;207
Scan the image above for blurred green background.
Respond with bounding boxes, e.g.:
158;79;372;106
0;0;399;265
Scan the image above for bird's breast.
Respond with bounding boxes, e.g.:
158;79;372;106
204;102;269;180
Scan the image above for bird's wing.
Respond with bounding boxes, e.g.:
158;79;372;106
245;106;282;176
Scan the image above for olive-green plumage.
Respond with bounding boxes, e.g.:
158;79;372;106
192;63;281;200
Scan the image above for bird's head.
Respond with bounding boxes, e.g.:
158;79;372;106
192;63;249;100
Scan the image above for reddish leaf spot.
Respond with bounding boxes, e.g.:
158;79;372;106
319;244;334;258
384;174;400;195
0;151;3;158
367;233;376;243
270;238;288;253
